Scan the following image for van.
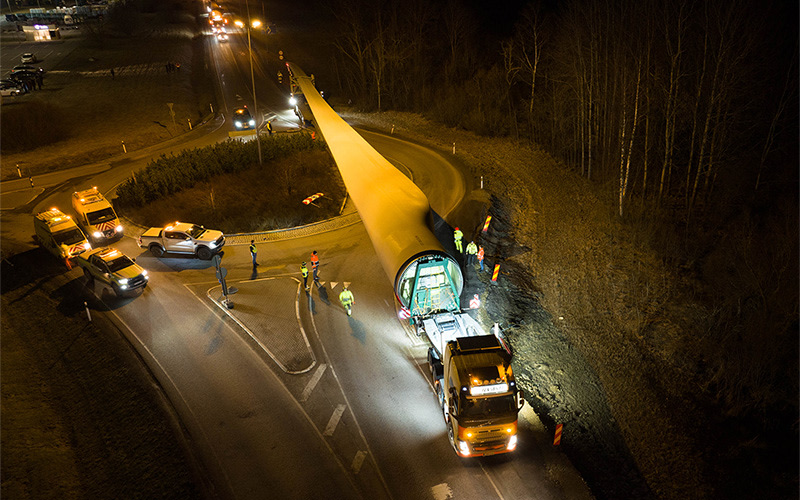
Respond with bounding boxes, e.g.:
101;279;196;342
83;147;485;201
34;208;91;261
71;187;123;242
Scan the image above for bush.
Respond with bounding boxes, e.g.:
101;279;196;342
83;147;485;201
115;133;324;209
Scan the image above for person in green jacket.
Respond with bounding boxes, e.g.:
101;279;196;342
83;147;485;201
339;286;354;316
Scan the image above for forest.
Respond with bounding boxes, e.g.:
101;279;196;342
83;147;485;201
324;0;798;493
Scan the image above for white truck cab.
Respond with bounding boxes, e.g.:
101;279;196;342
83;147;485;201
72;187;123;242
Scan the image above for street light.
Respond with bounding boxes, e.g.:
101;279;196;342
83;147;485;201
235;13;263;165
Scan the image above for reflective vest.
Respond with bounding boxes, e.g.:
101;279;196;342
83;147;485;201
477;247;484;261
453;229;463;242
310;253;319;269
466;242;477;255
250;244;257;254
300;265;308;277
339;289;354;305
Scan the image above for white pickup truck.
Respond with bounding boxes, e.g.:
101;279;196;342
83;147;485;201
137;221;225;260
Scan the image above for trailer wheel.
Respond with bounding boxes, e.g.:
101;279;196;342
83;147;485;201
149;245;165;258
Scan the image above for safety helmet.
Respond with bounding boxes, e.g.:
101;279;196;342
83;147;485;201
302;262;306;266
455;227;460;230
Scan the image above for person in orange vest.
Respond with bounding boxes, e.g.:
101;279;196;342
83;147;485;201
310;250;320;285
477;245;485;272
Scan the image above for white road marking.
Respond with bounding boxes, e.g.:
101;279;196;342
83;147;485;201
329;281;338;289
351;450;367;474
323;404;346;437
344;281;351;288
301;363;327;402
431;483;453;500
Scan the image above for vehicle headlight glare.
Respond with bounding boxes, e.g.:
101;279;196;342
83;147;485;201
142;270;148;276
249;119;255;126
507;434;518;451
119;278;128;285
116;225;123;233
235;121;242;127
208;241;216;248
93;231;102;238
83;243;91;250
289;96;297;106
458;440;470;456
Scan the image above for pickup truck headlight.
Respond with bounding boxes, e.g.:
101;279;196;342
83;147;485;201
118;278;128;285
208;241;216;249
116;225;123;233
93;231;102;239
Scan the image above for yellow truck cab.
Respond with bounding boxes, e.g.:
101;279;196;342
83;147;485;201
34;208;91;262
71;187;123;242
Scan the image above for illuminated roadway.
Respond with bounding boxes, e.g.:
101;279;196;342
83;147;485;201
0;20;591;500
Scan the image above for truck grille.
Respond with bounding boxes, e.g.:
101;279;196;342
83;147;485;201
127;275;147;288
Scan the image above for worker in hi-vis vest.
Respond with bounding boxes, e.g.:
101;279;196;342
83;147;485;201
453;227;464;253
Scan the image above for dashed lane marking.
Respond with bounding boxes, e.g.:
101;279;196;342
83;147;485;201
323;404;346;437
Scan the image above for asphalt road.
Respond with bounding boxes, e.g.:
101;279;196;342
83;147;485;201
0;24;592;500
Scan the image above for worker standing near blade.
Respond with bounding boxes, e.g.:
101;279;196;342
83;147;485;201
477;245;485;272
453;227;463;253
466;241;477;267
310;250;320;285
250;240;258;267
339;285;354;316
300;262;309;290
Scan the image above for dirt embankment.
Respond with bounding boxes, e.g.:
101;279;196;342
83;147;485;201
342;110;796;500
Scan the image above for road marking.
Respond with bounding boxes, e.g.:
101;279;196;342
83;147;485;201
323;404;346;436
351;450;367;474
301;363;327;402
431;483;453;500
344;281;351;288
329;281;338;289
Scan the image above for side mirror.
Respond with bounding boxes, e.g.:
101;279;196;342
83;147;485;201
517;389;525;410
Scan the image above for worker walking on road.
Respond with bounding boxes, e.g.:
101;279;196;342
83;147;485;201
249;240;258;267
339;285;354;316
300;262;309;290
310;250;320;285
466;241;478;266
266;120;273;135
453;227;464;253
477;245;485;272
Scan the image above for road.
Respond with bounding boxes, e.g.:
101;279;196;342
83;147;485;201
0;21;592;500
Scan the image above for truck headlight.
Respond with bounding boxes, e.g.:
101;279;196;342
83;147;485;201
93;231;102;239
119;278;128;285
289;96;297;106
458;440;470;456
234;120;242;128
116;225;123;233
83;243;91;250
507;434;518;451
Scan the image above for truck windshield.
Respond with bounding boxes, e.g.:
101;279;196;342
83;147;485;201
53;228;85;245
186;225;206;238
87;207;117;225
106;255;134;272
459;394;517;421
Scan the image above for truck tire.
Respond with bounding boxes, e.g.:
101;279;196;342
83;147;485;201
196;246;212;260
149;244;165;258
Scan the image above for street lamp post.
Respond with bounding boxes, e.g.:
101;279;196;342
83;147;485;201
236;9;262;165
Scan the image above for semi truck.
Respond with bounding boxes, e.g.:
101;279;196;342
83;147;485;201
288;63;525;457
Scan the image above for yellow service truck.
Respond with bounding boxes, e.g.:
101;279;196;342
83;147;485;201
72;187;123;243
34;208;91;263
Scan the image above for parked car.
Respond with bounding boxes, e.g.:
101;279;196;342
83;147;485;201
20;53;37;64
0;82;22;97
233;107;255;130
74;247;149;297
